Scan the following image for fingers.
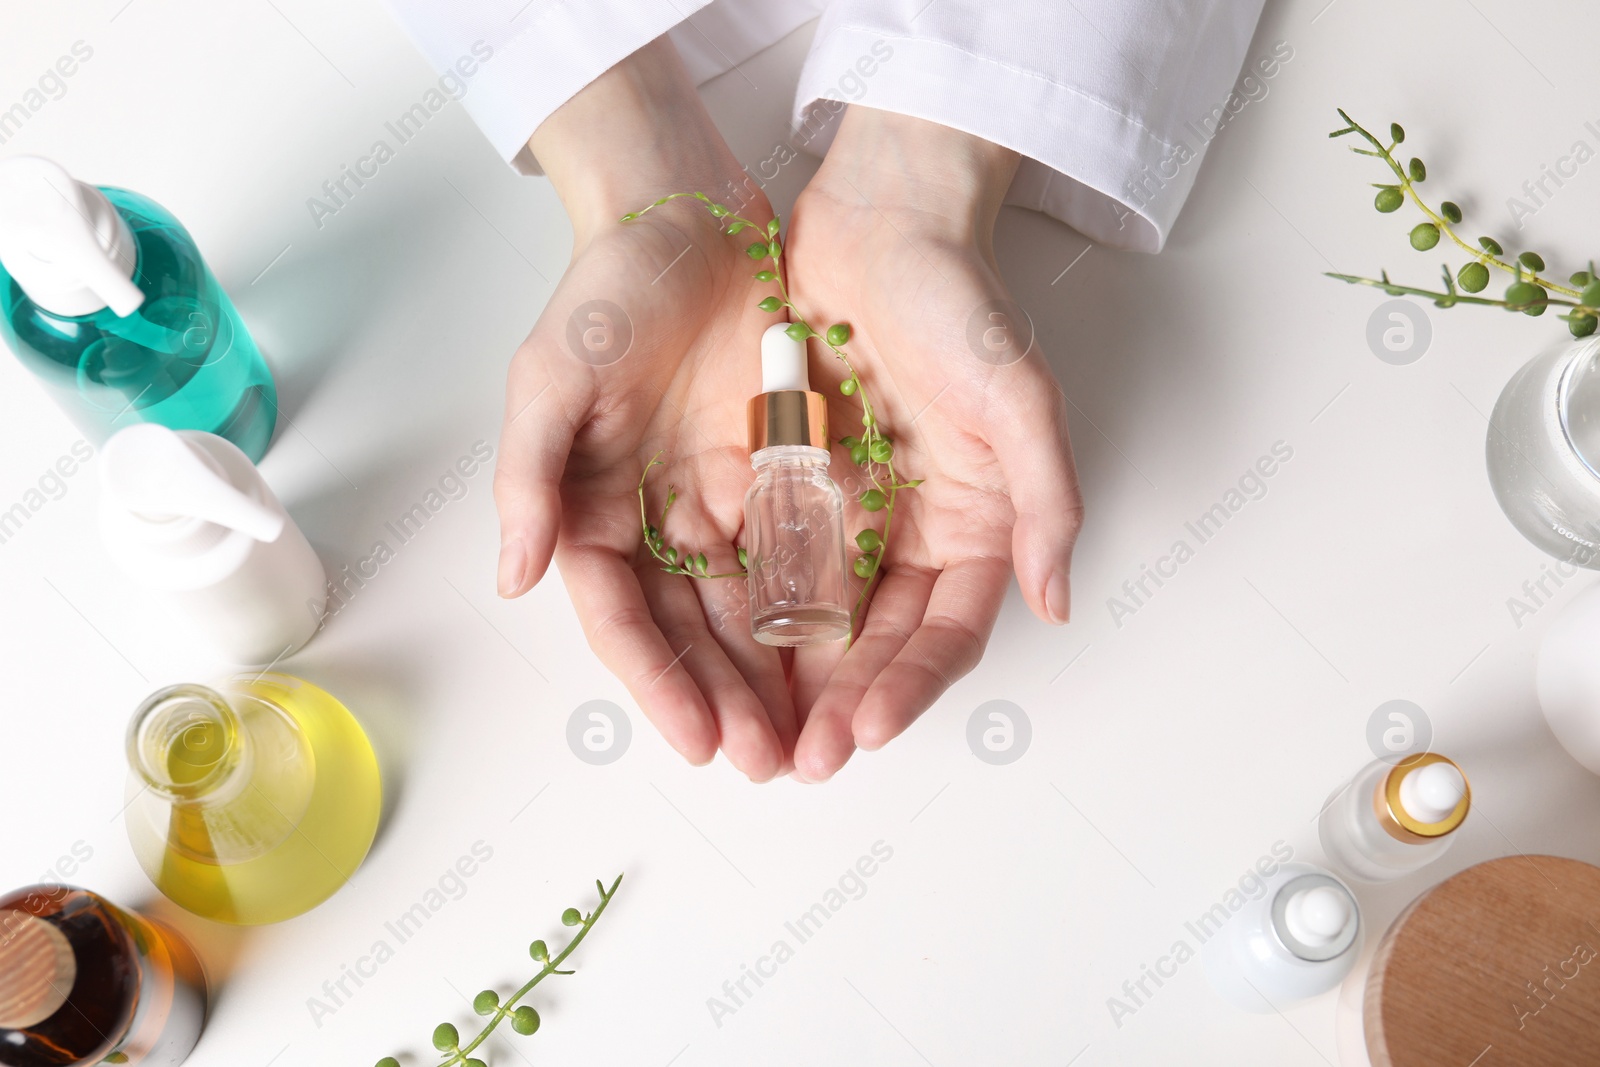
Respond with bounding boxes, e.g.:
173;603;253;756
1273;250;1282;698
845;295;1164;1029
556;542;718;765
790;565;938;782
639;562;789;782
852;554;1009;750
494;333;585;599
991;376;1082;624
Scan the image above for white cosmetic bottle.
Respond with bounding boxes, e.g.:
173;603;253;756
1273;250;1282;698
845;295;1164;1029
1318;754;1470;883
99;423;327;666
1536;579;1600;775
1202;862;1362;1013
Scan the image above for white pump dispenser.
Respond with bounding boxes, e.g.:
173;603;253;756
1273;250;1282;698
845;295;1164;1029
0;156;145;317
99;425;327;666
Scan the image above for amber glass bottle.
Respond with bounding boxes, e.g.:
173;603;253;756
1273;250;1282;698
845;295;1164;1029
0;885;207;1066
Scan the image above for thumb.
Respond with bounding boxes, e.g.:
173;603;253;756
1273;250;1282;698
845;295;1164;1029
493;349;580;598
991;369;1082;625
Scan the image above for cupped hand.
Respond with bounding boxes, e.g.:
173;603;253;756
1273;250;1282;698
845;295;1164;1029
494;40;794;780
781;106;1084;781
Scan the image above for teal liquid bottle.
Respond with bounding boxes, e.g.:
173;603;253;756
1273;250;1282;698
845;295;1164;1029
0;156;276;461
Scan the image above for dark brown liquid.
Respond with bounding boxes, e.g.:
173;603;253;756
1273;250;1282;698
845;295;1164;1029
0;885;207;1066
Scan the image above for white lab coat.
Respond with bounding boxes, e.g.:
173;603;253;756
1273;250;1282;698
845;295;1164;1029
382;0;1270;252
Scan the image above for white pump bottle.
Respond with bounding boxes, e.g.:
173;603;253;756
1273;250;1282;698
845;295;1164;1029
98;424;327;666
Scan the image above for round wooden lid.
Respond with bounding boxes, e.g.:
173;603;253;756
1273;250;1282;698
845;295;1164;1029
0;911;76;1030
1365;855;1600;1067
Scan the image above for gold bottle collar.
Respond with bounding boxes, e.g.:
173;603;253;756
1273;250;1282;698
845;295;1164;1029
1375;752;1471;843
749;390;828;452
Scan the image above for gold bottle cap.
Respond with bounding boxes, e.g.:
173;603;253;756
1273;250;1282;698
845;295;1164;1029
1375;752;1471;843
748;390;829;452
0;911;76;1029
749;324;828;452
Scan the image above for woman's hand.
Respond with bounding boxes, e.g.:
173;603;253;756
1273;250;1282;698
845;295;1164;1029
782;106;1083;781
495;38;795;781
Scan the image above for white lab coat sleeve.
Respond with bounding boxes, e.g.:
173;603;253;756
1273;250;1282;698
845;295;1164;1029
792;0;1272;252
380;0;825;175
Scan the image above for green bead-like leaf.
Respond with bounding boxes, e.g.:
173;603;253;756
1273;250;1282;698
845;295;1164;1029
1441;201;1462;224
709;204;729;217
1505;281;1543;311
747;242;768;260
1408;157;1426;182
664;547;678;564
1409;223;1440;251
1581;281;1600;309
1479;236;1503;256
620;213;637;222
1571;271;1592;288
736;547;748;569
1390;122;1405;144
768;240;783;258
561;907;583;927
433;1023;460;1051
1457;262;1490;293
755;270;776;282
474;990;499;1015
1373;187;1403;213
1519;251;1546;272
511;1006;542;1036
826;323;852;346
839;435;859;448
840;378;858;396
855;529;882;552
853;555;878;579
785;322;813;342
1569;312;1598;338
529;939;549;960
696;553;708;575
376;1059;401;1067
466;1060;488;1067
767;218;781;237
869;439;893;463
860;490;887;512
757;296;782;313
725;220;747;235
850;443;869;465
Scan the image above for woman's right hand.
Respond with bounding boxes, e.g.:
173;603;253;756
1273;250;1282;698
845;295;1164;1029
494;38;797;781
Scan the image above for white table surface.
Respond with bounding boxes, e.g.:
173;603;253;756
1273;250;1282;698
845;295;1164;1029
5;1;1600;1064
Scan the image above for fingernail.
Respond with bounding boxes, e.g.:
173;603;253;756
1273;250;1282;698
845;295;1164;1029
1045;569;1071;625
497;538;528;598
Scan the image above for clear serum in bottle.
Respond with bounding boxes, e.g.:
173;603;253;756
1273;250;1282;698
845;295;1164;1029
744;323;850;646
1318;752;1470;883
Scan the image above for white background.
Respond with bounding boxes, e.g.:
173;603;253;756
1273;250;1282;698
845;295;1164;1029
4;1;1600;1064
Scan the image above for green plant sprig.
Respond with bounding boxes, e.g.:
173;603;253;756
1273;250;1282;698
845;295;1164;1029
625;192;922;624
374;874;623;1067
1327;108;1600;337
637;453;749;578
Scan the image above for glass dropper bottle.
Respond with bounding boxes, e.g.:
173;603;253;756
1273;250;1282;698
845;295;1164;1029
744;322;851;645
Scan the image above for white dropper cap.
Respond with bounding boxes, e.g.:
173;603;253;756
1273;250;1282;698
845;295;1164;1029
101;424;283;543
760;322;810;392
1399;761;1467;824
0;155;144;317
1283;885;1353;948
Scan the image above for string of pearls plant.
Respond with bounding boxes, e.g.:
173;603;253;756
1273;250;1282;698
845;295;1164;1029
373;875;622;1067
1327;108;1600;336
626;192;920;627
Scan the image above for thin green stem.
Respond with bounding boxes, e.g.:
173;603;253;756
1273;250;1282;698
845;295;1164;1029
441;875;623;1066
1335;109;1582;298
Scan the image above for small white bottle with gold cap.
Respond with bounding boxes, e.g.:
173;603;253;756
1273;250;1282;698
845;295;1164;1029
744;322;850;646
1202;862;1363;1012
1318;753;1471;883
